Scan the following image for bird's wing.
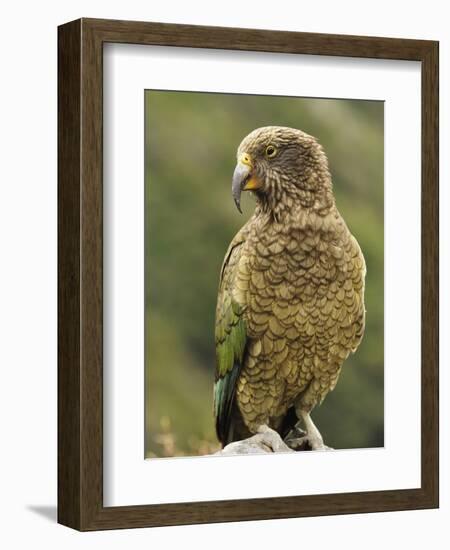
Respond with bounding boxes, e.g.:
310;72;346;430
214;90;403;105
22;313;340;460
348;234;366;352
214;227;249;446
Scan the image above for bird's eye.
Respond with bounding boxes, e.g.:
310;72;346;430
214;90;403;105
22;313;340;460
265;145;277;158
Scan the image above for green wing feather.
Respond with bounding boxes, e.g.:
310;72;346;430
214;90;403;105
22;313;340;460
214;232;248;446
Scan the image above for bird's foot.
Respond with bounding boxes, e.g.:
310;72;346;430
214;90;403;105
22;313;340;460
287;432;333;451
254;425;294;453
216;425;294;456
284;426;309;451
287;410;333;451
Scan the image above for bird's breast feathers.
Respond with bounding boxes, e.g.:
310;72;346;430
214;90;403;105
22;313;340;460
230;207;366;422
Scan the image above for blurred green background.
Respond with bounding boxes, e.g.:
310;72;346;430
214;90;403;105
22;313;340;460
144;91;384;458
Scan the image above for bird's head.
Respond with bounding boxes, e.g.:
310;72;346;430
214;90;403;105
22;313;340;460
232;126;334;216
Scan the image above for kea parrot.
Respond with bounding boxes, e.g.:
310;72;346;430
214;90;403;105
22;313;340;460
213;126;366;451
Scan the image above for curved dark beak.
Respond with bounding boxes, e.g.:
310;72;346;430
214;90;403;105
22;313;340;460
232;162;251;214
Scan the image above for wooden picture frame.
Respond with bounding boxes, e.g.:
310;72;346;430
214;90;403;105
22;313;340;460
58;18;439;531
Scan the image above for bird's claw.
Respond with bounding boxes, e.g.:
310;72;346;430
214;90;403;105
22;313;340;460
255;425;294;453
284;426;332;451
289;435;332;451
284;426;309;450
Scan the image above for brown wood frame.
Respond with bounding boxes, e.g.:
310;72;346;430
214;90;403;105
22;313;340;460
58;18;439;531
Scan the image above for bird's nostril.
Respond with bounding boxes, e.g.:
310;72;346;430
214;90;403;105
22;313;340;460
241;153;252;166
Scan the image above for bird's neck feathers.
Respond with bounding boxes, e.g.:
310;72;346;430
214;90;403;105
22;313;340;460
254;171;335;224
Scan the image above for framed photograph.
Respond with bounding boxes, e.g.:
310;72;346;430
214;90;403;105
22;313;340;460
58;18;439;530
